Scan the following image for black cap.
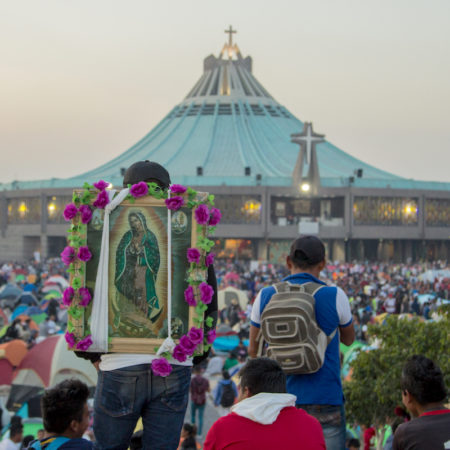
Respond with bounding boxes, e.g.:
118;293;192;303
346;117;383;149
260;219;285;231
122;161;171;188
290;235;325;266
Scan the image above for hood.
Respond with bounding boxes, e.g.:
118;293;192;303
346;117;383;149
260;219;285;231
230;392;296;425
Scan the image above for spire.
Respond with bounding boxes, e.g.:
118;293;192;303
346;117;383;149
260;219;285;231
220;25;240;60
225;25;237;47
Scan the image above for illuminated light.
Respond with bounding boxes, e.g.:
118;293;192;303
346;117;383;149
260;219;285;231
18;202;27;213
48;203;57;215
300;182;310;192
106;183;113;190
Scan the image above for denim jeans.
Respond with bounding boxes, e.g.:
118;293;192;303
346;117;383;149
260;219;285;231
190;402;206;435
299;404;346;450
94;364;191;450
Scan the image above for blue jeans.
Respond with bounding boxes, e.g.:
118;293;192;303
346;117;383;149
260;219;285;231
94;364;191;450
190;402;206;435
299;404;346;450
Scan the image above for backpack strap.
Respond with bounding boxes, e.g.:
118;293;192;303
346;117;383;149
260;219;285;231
44;437;71;450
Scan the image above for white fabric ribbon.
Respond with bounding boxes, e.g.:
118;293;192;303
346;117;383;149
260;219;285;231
90;188;129;352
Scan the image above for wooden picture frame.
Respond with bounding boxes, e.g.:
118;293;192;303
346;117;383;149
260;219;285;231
69;192;206;354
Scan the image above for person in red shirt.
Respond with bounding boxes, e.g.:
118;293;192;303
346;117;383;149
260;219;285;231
203;358;325;450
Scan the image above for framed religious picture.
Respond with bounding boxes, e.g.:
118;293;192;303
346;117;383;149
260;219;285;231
61;181;220;362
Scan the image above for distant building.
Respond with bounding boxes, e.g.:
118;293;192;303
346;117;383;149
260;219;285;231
1;29;449;262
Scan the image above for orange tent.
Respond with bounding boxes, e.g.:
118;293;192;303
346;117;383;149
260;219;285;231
0;339;28;366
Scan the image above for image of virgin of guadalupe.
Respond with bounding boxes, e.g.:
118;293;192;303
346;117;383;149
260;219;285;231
114;212;162;331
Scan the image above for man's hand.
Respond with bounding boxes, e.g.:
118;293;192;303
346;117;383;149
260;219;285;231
93;360;100;371
339;323;355;346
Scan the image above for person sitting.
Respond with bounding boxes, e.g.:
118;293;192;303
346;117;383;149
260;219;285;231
204;358;325;449
393;354;449;449
29;379;93;449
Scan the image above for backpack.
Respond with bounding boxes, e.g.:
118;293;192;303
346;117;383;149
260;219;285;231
29;437;70;450
220;382;236;407
257;281;336;375
190;376;208;405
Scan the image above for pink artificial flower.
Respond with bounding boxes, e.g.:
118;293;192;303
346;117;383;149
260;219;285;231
206;329;217;345
93;180;109;191
93;190;109;209
172;344;187;363
151;358;172;377
61;246;76;266
79;204;93;224
205;252;215;267
179;335;196;355
187;248;201;264
194;204;210;225
78;287;92;307
63;203;78;221
199;282;214;305
208;208;222;226
65;332;76;348
187;327;204;345
62;287;75;306
184;286;196;307
76;335;93;351
77;246;92;262
165;196;185;211
169;184;187;194
130;181;149;198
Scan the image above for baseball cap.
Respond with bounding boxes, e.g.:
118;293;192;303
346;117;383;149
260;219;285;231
122;160;171;188
289;235;325;266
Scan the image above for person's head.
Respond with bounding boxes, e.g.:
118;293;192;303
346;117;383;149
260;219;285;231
128;212;145;233
287;236;326;276
401;355;447;416
238;357;286;401
222;370;231;380
41;379;90;438
9;424;23;443
181;423;197;438
22;434;35;447
122;160;171;190
347;438;360;449
37;429;45;439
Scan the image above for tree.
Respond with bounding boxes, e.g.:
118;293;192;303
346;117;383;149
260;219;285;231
344;312;449;449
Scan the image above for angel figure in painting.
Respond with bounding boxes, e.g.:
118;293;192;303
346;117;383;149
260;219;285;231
114;211;161;324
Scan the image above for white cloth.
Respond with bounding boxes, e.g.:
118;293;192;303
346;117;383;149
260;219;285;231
0;438;21;450
99;353;192;371
90;188;129;352
231;393;297;425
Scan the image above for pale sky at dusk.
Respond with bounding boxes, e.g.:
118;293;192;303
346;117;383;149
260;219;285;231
1;0;449;184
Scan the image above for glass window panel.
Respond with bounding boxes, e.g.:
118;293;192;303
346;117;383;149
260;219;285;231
214;195;262;224
425;199;450;227
7;197;41;224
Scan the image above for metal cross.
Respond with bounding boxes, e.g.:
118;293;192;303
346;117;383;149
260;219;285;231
291;123;325;164
225;25;237;47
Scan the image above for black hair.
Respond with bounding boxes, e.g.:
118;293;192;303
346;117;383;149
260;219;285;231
22;435;35;447
41;378;89;434
239;357;286;396
222;370;231;380
9;424;23;438
347;438;360;448
181;423;197;450
401;355;447;405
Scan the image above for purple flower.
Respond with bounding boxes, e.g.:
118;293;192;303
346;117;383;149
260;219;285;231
206;329;216;345
65;332;76;348
151;358;172;377
194;204;210;225
187;248;201;264
93;190;109;209
172;344;188;362
130;181;149;198
184;286;196;307
205;252;215;267
170;184;187;194
77;246;92;262
93;180;109;191
62;287;75;306
79;204;93;224
78;287;92;307
199;282;214;305
61;246;76;266
209;208;222;226
187;327;204;345
63;203;78;221
179;335;197;355
165;196;185;211
76;335;93;351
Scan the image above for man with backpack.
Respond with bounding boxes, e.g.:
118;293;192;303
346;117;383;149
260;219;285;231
248;236;355;450
214;371;238;417
190;366;210;437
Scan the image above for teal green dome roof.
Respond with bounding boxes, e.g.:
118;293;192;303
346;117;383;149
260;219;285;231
2;37;450;192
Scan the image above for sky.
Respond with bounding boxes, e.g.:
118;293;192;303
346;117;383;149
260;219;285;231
1;0;449;184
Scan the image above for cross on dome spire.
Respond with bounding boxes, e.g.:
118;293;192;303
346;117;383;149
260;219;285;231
225;25;237;47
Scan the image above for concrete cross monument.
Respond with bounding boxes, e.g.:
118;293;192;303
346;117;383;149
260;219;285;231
291;122;325;194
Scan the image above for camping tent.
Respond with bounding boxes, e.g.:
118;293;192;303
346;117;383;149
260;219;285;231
7;335;98;412
218;287;248;311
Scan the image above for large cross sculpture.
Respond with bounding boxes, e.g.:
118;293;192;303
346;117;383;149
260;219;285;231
291;122;325;165
225;25;237;47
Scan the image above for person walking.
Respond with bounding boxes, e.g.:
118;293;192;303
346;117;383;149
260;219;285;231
189;366;210;437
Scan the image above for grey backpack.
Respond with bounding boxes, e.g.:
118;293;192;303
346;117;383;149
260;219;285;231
257;281;336;374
